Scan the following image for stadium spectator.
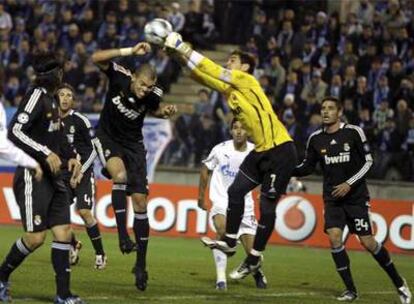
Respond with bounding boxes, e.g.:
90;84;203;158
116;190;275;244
169;2;185;33
0;3;13;35
1;0;414;180
301;70;327;107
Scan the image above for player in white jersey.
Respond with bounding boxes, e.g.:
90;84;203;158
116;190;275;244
198;118;267;290
0;101;42;177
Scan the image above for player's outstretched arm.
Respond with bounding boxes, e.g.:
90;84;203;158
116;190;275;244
92;42;152;70
171;52;229;93
165;32;251;88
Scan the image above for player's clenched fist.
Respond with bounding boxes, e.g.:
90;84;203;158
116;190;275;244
132;42;152;56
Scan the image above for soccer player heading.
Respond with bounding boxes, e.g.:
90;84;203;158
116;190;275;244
163;32;297;279
57;83;107;271
293;96;412;303
0;51;85;303
91;42;177;291
198;118;267;290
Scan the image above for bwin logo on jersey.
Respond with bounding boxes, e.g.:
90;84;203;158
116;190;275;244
112;96;139;119
220;164;238;178
324;152;351;165
48;121;60;132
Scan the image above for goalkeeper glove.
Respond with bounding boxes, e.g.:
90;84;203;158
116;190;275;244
164;32;192;55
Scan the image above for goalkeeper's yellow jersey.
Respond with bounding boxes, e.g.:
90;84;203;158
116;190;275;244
191;57;292;152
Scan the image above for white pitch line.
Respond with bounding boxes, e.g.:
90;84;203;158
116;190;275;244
85;290;397;301
12;291;398;302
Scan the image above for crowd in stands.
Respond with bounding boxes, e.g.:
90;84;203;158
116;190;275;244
0;0;216;110
0;0;413;181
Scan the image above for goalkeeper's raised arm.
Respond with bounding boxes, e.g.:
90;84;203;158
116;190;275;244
164;32;256;90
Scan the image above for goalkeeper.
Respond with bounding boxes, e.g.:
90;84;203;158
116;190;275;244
163;32;298;279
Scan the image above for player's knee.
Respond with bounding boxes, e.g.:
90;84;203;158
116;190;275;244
112;170;127;183
360;236;378;253
23;231;46;250
132;193;147;212
79;209;95;226
260;195;277;216
327;233;343;248
51;224;72;242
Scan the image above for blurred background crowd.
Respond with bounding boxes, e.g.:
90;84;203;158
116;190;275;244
0;0;413;181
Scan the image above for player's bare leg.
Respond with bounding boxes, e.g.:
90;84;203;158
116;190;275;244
360;235;411;304
106;157;136;254
131;193;149;291
0;231;46;302
327;228;358;302
69;229;82;266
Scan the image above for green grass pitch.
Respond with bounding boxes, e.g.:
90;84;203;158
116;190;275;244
0;225;412;303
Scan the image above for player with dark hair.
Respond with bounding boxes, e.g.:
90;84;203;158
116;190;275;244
92;42;177;291
164;33;297;278
293;96;411;303
198;118;267;290
0;52;84;303
57;83;107;270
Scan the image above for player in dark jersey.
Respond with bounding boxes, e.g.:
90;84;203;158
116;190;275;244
293;97;411;303
0;52;85;304
92;42;176;291
57;83;107;270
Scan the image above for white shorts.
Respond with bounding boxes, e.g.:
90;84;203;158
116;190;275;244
209;204;257;238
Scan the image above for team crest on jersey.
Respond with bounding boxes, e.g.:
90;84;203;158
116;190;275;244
70;126;75;134
34;215;42;226
17;113;29;124
105;149;111;158
343;143;350;151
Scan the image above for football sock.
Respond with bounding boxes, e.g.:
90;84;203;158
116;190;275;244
86;222;105;255
246;249;262;265
212;249;227;283
0;238;32;282
225;174;257;247
372;243;404;288
248;195;277;263
51;241;71;298
134;212;149;269
331;245;357;292
112;183;129;240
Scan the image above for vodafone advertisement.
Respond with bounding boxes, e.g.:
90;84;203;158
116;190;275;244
1;173;413;254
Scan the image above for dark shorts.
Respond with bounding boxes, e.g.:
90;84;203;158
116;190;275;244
63;169;96;210
239;141;297;199
13;167;71;232
324;199;373;236
97;130;148;194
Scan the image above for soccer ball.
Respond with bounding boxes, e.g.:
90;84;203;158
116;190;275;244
144;18;173;46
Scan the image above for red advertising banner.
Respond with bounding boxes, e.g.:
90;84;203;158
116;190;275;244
0;173;413;254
